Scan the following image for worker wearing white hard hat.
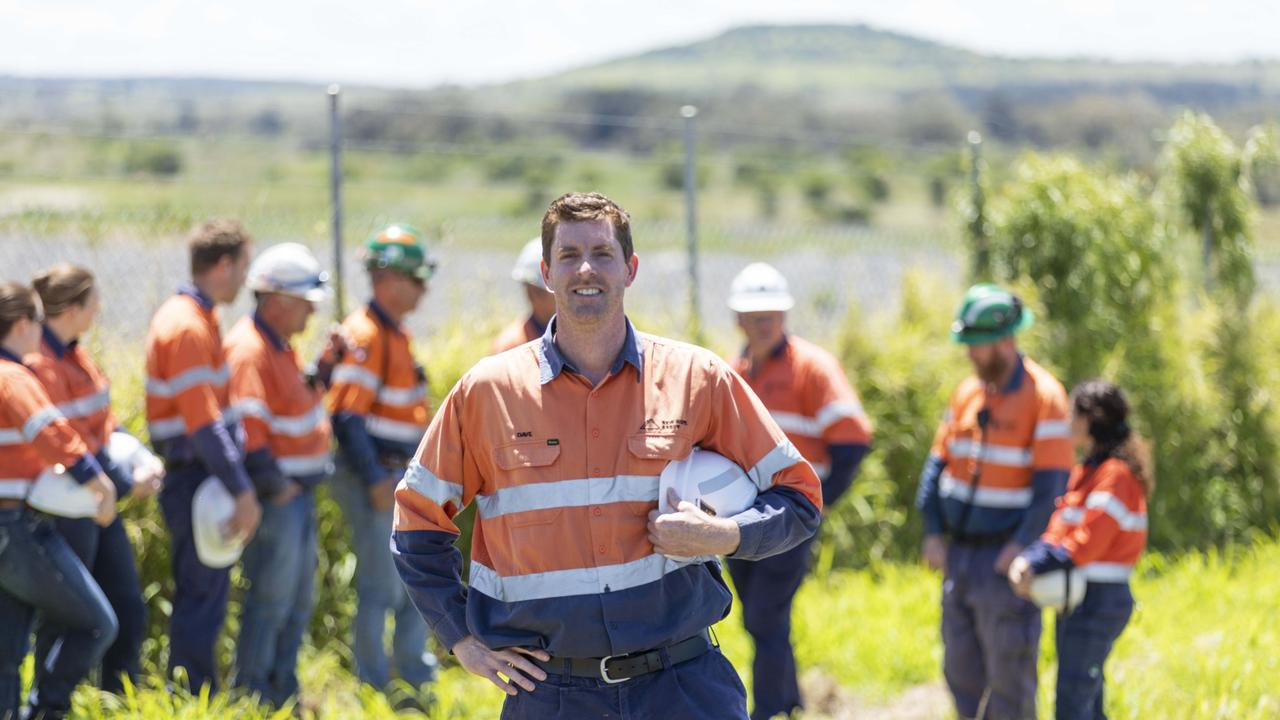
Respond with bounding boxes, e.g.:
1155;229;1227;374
490;237;556;354
227;242;344;704
724;261;873;720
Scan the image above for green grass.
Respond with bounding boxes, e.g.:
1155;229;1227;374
46;536;1280;719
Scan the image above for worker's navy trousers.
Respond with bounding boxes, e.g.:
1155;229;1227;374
726;533;815;720
158;466;232;693
1054;582;1133;720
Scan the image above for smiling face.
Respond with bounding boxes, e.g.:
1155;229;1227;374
542;219;638;330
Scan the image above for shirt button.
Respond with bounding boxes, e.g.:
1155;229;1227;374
593;507;603;517
591;428;601;439
592;467;601;475
598;545;606;554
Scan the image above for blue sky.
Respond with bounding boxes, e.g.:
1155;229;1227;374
3;0;1276;87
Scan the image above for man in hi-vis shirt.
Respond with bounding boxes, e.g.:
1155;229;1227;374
392;192;822;719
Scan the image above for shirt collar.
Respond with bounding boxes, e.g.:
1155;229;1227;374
527;314;548;338
252;312;290;352
537;315;644;385
178;282;216;312
738;336;789;377
368;300;402;333
997;353;1027;395
0;347;23;365
41;325;74;359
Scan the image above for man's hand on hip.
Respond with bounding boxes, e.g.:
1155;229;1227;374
452;635;550;696
648;489;741;558
922;534;948;572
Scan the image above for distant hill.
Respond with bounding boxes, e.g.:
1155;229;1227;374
1;24;1277;152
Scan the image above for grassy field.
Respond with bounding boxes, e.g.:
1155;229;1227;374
52;536;1280;719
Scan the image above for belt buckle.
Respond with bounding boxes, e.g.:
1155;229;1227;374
599;654;627;684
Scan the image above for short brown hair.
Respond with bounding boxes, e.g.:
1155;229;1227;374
189;218;252;276
0;281;39;340
540;192;632;263
32;263;95;317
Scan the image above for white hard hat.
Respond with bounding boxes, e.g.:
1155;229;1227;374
247;242;331;303
26;465;100;518
193;477;247;568
511;237;547;290
105;431;163;483
1030;568;1086;612
727;262;794;313
658;448;758;560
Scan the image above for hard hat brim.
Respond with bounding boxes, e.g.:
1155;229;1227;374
951;306;1035;345
727;293;795;314
193;477;247;568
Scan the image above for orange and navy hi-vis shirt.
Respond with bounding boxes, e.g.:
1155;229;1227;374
916;355;1072;546
391;318;821;658
1025;457;1148;582
225;314;333;498
26;326;138;496
144;284;250;494
327;301;430;486
489;315;546;355
0;348;103;498
730;335;872;507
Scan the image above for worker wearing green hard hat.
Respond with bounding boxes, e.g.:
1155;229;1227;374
949;283;1034;346
363;224;438;281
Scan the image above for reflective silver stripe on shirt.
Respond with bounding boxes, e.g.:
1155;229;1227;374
147;416;187;441
56;389;111;419
474;475;660;520
815;400;864;429
1085;491;1148;531
22;406;65;441
1034;420;1071;441
365;416;426;444
939;471;1033;509
277;453;334;477
231;400;326;438
771;412;822;438
1081;562;1134;583
947;439;1033;468
468;553;706;603
0;480;33;498
404;461;464;508
377;384;428;408
331;364;380;392
746;441;805;492
145;365;229;398
0;428;22;446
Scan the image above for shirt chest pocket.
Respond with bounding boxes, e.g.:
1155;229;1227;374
626;433;693;470
492;442;563;528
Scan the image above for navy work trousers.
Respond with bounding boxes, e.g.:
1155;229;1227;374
1054;582;1133;720
726;533;815;720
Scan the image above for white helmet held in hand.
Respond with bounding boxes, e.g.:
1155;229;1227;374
727;262;794;313
192;477;248;568
247;242;331;302
26;465;100;518
1030;568;1086;613
511;237;547;290
659;447;757;519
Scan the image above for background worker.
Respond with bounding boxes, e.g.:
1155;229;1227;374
145;219;261;692
28;264;162;697
1009;380;1150;720
0;281;118;720
226;243;339;705
490;237;556;354
724;262;873;720
915;283;1072;720
392;192;822;718
327;225;438;691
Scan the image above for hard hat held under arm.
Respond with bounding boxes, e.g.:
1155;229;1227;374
327;305;430;486
144;294;250;496
0;360;103;496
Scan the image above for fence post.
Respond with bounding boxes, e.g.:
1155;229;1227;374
681;105;702;341
967;130;991;282
328;84;346;321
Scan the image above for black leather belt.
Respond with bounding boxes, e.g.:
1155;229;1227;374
949;529;1014;546
533;629;713;684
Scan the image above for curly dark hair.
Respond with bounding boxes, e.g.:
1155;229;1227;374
1071;379;1154;495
